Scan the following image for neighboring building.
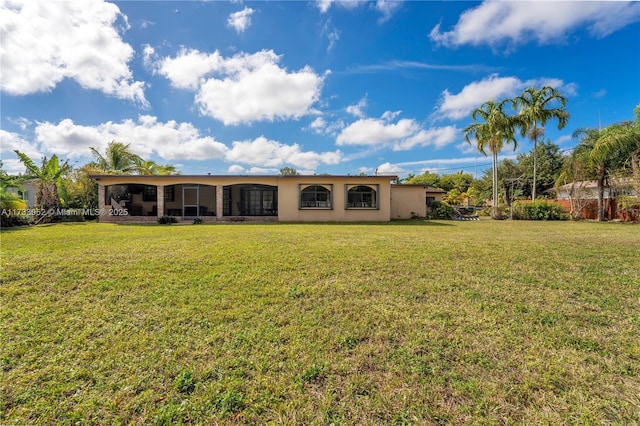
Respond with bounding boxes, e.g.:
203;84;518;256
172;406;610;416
553;178;638;220
5;180;37;208
91;174;440;223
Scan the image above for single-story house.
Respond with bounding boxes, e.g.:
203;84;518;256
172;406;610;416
5;180;38;208
553;178;638;220
91;174;445;223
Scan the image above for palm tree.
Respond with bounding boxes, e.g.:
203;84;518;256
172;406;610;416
463;100;519;218
14;150;72;212
571;127;616;221
591;105;640;197
89;141;142;174
134;159;180;175
515;86;569;200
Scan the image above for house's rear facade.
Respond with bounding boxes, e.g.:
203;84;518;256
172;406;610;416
92;175;445;223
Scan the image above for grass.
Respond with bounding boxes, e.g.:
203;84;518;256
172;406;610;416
1;219;639;424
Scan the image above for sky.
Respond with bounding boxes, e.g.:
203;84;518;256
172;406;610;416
1;0;639;178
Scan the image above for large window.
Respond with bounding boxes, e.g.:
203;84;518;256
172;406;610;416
299;184;332;208
346;185;378;209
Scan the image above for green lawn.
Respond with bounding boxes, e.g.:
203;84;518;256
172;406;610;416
1;220;639;424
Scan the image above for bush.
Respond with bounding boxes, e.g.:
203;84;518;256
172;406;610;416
431;201;456;219
157;215;178;224
192;217;203;224
512;200;568;221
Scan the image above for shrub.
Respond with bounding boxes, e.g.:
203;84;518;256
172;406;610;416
512;200;568;221
157;215;178;224
431;201;456;219
192;217;203;224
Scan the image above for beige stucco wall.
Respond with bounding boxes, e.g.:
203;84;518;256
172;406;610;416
95;175;394;222
390;186;444;219
277;176;393;222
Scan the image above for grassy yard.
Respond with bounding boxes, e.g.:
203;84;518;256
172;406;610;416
1;220;639;424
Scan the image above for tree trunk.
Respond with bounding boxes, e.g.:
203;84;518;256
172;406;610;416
532;128;537;201
492;151;498;219
597;168;605;222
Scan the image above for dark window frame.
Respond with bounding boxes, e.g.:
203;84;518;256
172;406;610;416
345;184;379;209
299;184;333;209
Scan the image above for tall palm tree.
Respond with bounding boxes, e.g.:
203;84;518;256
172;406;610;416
463;100;519;218
89;141;142;174
515;86;569;200
14;150;72;212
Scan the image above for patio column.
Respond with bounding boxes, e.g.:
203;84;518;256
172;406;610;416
97;184;106;222
157;184;164;217
216;185;224;219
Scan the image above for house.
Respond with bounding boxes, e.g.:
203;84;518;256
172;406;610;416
5;180;38;208
553;178;638;220
91;174;441;223
390;184;445;219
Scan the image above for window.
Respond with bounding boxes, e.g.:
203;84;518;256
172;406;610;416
18;190;28;201
346;185;378;209
426;196;435;207
299;185;332;208
143;185;157;202
164;186;175;202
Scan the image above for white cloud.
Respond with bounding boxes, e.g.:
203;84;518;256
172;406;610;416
316;0;401;21
336;111;457;150
228;164;246;173
155;49;326;125
0;0;147;106
155;48;223;90
308;117;345;136
227;7;254;34
316;0;334;13
0;129;43;159
393;126;458;151
375;0;403;23
225;136;342;170
337;113;418;147
346;97;367;118
321;19;340;52
376;162;408;175
435;74;576;121
32;116;228;161
430;1;640;49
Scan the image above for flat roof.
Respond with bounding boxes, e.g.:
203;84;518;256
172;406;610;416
90;174;398;179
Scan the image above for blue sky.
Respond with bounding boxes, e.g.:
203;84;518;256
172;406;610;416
1;1;639;178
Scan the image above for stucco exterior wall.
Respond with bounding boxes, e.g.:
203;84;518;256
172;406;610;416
277;176;392;222
390;185;444;219
94;175;394;222
391;186;427;219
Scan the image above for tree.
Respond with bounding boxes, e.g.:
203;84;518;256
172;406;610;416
438;171;473;193
134;159;180;175
515;86;569;200
569;127;627;221
62;166;99;210
89;141;142;174
279;167;299;176
404;171;440;187
463;100;519;218
591;105;640;198
14;151;72;213
514;140;564;198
